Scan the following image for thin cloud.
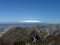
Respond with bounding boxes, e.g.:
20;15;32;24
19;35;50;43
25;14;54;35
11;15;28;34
19;20;41;23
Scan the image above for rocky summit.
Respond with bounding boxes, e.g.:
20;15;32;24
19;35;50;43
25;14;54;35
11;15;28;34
0;24;60;45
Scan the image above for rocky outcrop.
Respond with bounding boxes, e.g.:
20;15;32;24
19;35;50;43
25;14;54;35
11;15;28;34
0;27;47;45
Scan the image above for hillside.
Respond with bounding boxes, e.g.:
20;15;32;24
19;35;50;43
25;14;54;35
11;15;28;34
0;24;60;45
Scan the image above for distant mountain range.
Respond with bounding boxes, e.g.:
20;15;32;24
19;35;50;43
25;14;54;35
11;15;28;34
0;22;47;29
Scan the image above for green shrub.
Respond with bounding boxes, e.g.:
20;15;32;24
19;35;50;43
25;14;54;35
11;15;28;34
14;41;25;45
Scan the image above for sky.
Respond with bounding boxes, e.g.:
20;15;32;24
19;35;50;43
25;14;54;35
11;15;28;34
0;0;60;23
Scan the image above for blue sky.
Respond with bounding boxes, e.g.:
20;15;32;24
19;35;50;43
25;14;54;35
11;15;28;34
0;0;60;23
